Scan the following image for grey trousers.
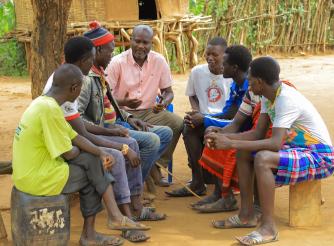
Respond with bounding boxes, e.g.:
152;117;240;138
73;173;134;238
130;109;184;166
62;152;114;218
100;135;143;204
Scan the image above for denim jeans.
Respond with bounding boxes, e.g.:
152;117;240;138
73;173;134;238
116;119;173;181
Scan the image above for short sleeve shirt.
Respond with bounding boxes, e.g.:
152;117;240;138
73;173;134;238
12;96;77;196
107;49;173;110
261;83;332;146
238;90;261;117
185;64;232;114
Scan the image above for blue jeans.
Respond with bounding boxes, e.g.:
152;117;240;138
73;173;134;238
116;119;173;181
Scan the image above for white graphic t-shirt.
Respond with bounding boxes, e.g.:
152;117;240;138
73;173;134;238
261;83;332;146
185;64;232;114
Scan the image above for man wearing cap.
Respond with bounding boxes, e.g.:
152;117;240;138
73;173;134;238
107;24;184;174
79;21;169;230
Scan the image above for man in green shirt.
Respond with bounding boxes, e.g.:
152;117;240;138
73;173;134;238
12;64;148;246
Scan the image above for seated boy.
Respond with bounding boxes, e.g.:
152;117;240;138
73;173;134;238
165;37;232;197
167;45;252;211
12;64;148;246
205;57;334;245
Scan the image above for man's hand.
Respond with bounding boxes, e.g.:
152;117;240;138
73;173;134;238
184;110;204;128
107;125;129;137
127;117;153;131
204;132;233;150
99;150;115;171
126;148;141;168
153;94;166;114
204;126;221;135
122;92;142;109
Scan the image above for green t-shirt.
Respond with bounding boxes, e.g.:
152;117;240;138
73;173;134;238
12;96;78;196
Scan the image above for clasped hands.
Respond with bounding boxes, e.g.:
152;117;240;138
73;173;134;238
204;126;233;150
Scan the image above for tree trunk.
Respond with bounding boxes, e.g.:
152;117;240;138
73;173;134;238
30;0;72;98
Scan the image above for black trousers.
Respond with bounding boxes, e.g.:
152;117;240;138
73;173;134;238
183;125;215;185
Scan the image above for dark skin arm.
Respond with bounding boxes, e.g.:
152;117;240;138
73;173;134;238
127;116;153;132
84;120;129;137
68;117;140;167
205;113;285;152
62;146;80;160
71;134;114;170
215;103;240;120
205;111;250;135
189;95;200;111
117;91;142;109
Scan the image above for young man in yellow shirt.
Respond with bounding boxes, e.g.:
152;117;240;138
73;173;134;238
12;64;148;246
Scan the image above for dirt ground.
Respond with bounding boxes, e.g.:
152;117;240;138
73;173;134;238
1;55;334;245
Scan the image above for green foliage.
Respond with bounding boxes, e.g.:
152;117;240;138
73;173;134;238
0;0;28;76
189;0;205;15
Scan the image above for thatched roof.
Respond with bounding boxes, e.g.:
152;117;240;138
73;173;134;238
14;0;189;30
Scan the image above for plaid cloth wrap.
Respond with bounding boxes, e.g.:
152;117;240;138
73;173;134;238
276;143;334;185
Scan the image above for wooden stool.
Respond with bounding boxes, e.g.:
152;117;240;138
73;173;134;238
289;180;322;227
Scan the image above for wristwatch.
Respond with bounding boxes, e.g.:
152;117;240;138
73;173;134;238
121;144;129;156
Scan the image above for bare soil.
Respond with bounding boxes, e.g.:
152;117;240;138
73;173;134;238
1;55;334;245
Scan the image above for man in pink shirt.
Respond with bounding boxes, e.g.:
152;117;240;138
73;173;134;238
107;25;183;176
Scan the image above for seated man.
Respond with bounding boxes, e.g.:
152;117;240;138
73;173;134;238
167;45;252;204
205;57;334;245
80;22;168;222
107;24;183;177
199;79;296;215
165;37;232;197
43;36;154;242
12;64;148;246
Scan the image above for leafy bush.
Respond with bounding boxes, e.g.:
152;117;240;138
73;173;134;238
0;0;28;76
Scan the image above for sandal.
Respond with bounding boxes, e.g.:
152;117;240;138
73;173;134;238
195;197;238;213
133;207;166;221
212;215;257;229
190;194;220;208
108;216;150;231
235;231;279;245
165;186;206;197
122;230;150;243
79;232;123;246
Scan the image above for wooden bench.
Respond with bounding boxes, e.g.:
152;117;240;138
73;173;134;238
289;180;322;227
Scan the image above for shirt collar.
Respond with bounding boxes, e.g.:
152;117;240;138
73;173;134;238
89;65;105;78
232;78;249;92
128;49;150;66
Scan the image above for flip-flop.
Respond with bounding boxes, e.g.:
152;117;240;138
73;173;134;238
133;207;167;221
165;187;206;197
79;232;124;246
195;197;238;213
190;195;220;208
122;230;150;243
212;215;257;229
108;216;150;231
235;231;279;245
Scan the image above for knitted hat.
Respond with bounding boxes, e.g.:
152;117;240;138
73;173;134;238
83;21;114;47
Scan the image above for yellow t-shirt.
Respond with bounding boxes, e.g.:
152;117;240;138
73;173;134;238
12;96;78;196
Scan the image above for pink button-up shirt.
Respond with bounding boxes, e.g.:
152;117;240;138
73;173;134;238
106;49;173;110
